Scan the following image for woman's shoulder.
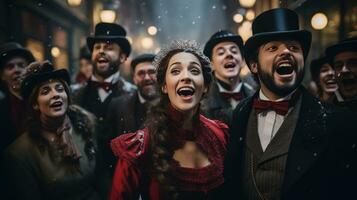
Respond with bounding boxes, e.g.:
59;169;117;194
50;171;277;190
110;128;149;164
199;115;229;145
4;132;36;161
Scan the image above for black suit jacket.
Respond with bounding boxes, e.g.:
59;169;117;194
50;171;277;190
224;87;357;200
201;80;255;125
106;92;147;137
71;77;136;198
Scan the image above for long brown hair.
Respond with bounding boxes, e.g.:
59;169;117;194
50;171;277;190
145;40;212;198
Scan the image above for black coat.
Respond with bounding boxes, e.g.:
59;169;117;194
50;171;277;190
201;81;255;125
223;87;357;200
72;77;136;121
101;92;149;179
71;77;136;198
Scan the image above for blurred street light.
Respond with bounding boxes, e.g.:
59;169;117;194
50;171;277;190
245;10;255;21
100;10;117;23
141;37;154;49
311;12;328;30
148;26;158;35
239;0;256;8
67;0;82;7
233;13;244;23
51;47;61;57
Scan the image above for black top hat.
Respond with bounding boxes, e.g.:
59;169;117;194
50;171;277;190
310;56;329;82
0;42;35;68
21;61;70;100
325;37;357;63
131;53;155;71
203;30;244;59
87;22;131;56
244;8;311;64
80;46;91;60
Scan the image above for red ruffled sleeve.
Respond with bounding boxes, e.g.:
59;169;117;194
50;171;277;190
201;116;229;150
109;129;149;200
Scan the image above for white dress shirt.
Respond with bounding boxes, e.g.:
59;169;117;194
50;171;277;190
91;72;120;102
257;89;296;152
217;82;243;108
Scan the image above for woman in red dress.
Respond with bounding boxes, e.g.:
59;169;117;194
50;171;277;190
110;40;229;200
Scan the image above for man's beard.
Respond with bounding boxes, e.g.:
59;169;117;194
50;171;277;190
138;80;158;101
257;61;304;97
93;59;120;78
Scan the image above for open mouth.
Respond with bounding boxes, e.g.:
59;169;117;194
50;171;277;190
224;62;236;69
97;57;109;64
325;79;337;85
177;86;195;97
276;62;294;75
50;101;63;109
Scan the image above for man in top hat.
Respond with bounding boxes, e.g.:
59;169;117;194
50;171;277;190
309;56;338;102
202;30;255;125
72;22;136;198
326;37;357;114
0;42;35;152
73;22;136;120
223;8;357;200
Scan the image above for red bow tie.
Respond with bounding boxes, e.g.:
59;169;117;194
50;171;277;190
92;81;115;92
253;99;290;115
220;92;244;101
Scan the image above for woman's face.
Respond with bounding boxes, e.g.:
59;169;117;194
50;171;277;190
162;52;207;113
318;63;338;94
35;79;68;119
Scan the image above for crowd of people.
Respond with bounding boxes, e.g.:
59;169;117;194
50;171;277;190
0;8;356;200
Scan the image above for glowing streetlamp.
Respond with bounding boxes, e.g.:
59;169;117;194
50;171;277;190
51;47;61;57
67;0;82;6
245;10;255;21
147;26;158;36
311;12;328;30
141;37;154;49
239;0;256;8
233;13;244;23
100;10;117;23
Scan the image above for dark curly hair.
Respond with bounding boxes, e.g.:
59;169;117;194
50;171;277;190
145;40;212;198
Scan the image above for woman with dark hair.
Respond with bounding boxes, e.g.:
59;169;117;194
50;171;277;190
309;56;338;102
2;61;101;200
110;40;229;200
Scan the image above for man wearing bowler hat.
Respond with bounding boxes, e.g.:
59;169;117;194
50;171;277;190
224;8;357;200
202;30;255;125
0;42;35;152
326;37;357;114
72;22;136;198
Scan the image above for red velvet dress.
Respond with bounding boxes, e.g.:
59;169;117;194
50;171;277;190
109;107;229;200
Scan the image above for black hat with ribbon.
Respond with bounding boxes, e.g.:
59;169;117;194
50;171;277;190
87;22;131;56
21;61;70;100
244;8;311;66
0;42;35;68
325;37;357;64
203;30;244;59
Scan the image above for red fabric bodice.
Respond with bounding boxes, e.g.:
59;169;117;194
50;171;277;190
110;107;229;200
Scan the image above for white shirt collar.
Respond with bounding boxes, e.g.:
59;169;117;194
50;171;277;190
259;88;297;101
137;92;146;104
